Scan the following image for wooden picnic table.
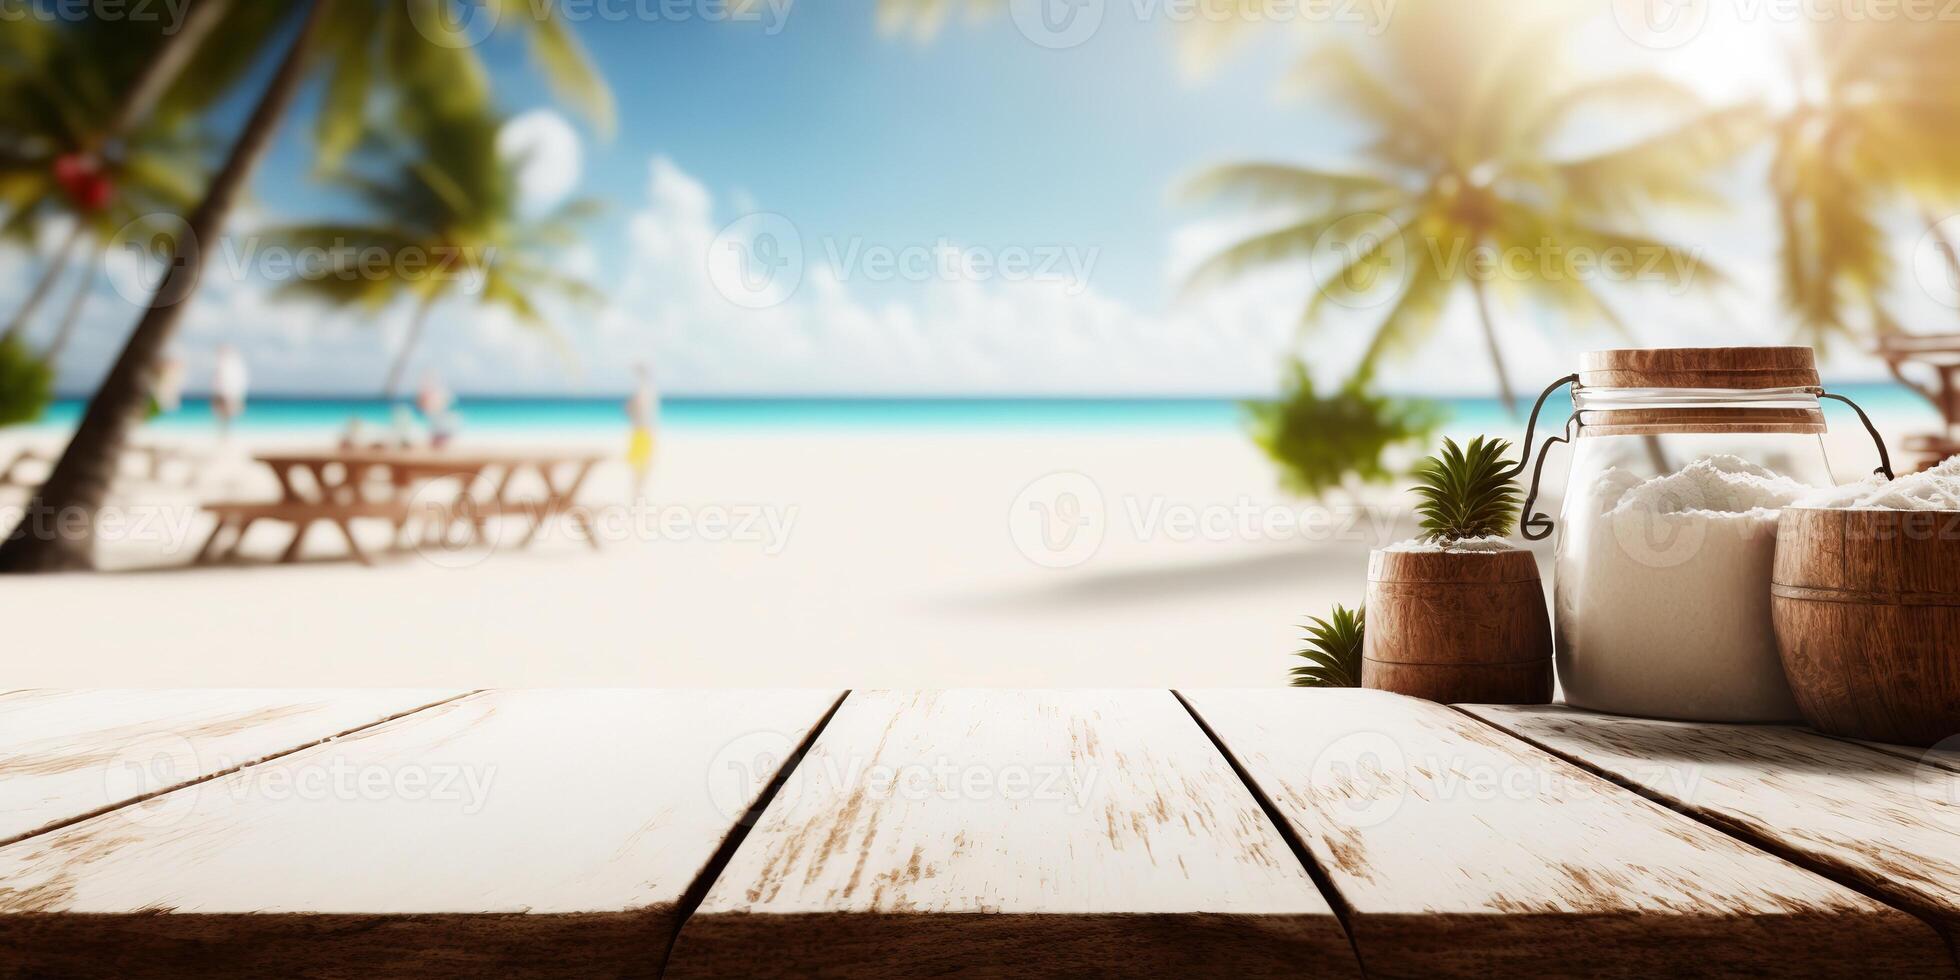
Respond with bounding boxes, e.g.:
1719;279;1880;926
1;688;1955;978
196;447;606;565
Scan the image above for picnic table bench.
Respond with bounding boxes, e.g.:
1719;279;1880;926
1;688;1954;978
1;442;202;490
195;448;606;565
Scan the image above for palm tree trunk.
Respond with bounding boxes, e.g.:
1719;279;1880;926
1924;207;1960;303
383;292;440;400
44;244;101;364
1468;277;1519;418
0;0;333;574
96;0;237;153
1;222;86;344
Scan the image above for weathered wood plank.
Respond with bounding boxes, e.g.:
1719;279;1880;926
1184;689;1950;978
1848;736;1960;773
0;689;842;978
0;689;465;845
1465;703;1960;956
666;690;1360;979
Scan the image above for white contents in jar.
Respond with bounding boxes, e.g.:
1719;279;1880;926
1556;455;1812;722
1798;455;1960;510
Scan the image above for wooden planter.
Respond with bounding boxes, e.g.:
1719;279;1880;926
1362;548;1553;705
1772;508;1960;746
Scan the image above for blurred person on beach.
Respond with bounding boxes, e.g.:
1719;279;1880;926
418;373;459;449
627;362;659;500
151;353;185;416
211;345;248;440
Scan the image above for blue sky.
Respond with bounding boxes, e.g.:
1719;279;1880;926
20;2;1947;397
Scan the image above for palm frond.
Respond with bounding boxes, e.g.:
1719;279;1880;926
527;13;616;137
1180;163;1398;210
1355;248;1451;370
1554;104;1770;216
1410;436;1520;543
1181;210;1371;298
1291;604;1365;689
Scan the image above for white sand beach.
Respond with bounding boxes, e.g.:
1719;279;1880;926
0;417;1922;688
0;426;1433;687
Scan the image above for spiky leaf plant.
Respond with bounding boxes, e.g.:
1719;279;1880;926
1411;436;1521;544
1291;604;1364;689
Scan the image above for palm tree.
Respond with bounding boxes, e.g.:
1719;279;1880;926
0;132;209;351
1180;3;1759;416
266;105;603;398
0;0;613;572
1757;12;1960;362
310;0;613;170
0;7;238;344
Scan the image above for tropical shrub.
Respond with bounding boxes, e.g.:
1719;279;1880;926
1246;360;1441;498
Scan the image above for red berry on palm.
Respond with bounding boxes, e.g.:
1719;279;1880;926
77;173;114;211
50;153;113;211
52;153;90;198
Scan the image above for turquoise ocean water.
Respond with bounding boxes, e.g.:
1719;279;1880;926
34;383;1937;435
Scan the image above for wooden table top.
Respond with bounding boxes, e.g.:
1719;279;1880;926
1;689;1954;978
255;448;609;469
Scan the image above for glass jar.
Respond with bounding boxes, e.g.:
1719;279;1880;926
1516;347;1892;723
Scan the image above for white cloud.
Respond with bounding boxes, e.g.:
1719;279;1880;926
497;109;584;218
27;145;1925;400
599;155;1297;395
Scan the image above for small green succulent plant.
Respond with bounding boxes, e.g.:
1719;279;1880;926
1290;604;1364;689
1411;436;1521;544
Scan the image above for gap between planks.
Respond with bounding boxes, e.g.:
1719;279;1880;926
0;690;480;851
1169;689;1372;976
656;689;850;976
1448;703;1960;962
1826;734;1960;774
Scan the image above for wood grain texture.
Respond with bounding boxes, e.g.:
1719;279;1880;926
1184;689;1950;978
0;689;842;978
666;690;1361;979
1578;346;1820;390
1464;704;1960;960
0;689;464;845
1773;507;1960;746
1576;407;1826;436
1364;549;1553;705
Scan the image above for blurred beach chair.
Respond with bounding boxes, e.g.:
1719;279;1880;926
1876;333;1960;471
0;447;49;488
0;442;202;491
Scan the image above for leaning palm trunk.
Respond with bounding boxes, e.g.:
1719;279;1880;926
1467;276;1519;418
0;223;86;344
96;0;236;152
44;246;101;364
382;292;441;401
0;0;333;573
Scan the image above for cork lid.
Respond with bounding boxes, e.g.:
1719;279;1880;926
1578;347;1820;390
